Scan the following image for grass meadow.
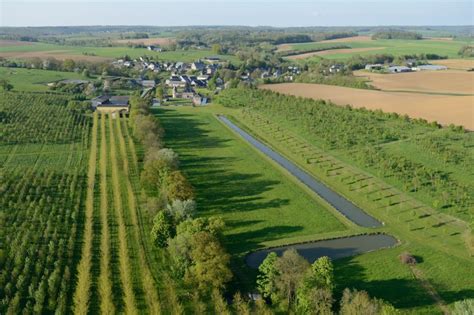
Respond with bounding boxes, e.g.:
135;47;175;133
156;104;474;314
283;38;472;60
0;67;90;92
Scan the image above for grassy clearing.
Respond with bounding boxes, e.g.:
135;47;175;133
157;107;347;252
0;67;90;92
73;112;98;314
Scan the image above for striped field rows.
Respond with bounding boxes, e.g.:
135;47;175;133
73;113;162;314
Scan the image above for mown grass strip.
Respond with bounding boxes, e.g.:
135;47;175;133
108;114;138;315
98;114;115;314
115;117;162;314
73;112;98;315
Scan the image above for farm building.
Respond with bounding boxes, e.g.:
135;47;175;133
365;64;384;71
91;95;130;113
388;66;411;73
413;65;448;71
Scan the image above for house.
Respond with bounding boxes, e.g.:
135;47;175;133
191;61;205;71
388;66;411;73
166;76;187;88
141;80;156;88
91;95;130;113
147;45;162;52
204;56;221;63
193;95;209;106
413;65;448;71
365;64;384;71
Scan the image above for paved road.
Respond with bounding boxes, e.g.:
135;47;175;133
217;115;382;228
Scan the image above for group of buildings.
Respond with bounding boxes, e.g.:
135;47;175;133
365;63;448;73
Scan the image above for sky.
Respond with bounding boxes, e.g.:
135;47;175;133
1;0;473;27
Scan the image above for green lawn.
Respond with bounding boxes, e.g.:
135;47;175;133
0;42;239;63
157;107;348;257
0;67;90;92
284;39;472;60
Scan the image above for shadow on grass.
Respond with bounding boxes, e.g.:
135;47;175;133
333;256;474;311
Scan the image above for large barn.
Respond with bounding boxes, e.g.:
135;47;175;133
91;95;130;113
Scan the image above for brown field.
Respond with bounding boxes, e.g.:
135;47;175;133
0;50;112;62
354;70;474;95
261;83;474;130
113;37;175;46
286;47;385;60
319;35;373;43
432;59;474;70
0;40;35;46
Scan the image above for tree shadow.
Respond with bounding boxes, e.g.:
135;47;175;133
333;255;474;311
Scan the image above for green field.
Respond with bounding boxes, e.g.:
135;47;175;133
283;38;472;60
154;104;474;314
157;107;349;255
0;41;239;63
0;67;90;92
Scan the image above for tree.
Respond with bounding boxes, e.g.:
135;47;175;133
151;211;175;247
233;292;251;315
212;44;223;55
339;288;398;315
62;59;76;72
189;231;232;290
166;199;196;222
296;256;334;314
165;170;194;201
0;79;13;91
257;252;279;300
274;249;309;308
155;84;166;100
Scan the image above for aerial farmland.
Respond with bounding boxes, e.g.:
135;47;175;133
0;3;473;314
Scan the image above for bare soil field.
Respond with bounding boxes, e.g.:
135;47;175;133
354;70;474;95
261;83;474;130
319;35;373;43
113;37;175;46
0;50;112;62
432;59;474;70
286;47;385;60
0;40;35;46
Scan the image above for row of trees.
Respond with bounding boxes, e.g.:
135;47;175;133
372;30;422;40
128;95;236;309
257;249;398;314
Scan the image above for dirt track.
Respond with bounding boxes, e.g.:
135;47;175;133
354;70;474;95
261;83;474;130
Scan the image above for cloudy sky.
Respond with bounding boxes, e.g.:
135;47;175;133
1;0;473;27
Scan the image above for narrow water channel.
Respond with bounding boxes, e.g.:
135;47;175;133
245;234;398;268
217;115;382;228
